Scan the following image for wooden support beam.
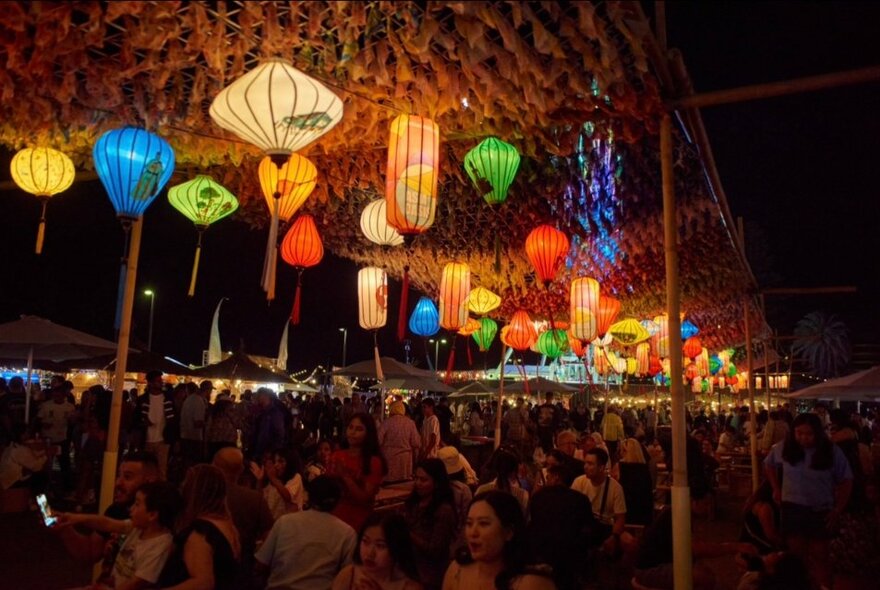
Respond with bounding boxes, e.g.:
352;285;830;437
762;287;857;295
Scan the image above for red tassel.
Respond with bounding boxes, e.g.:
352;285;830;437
444;344;456;384
397;265;410;342
291;272;303;324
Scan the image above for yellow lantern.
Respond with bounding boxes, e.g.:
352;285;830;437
385;115;440;237
358;267;388;331
11;147;75;254
626;357;638;376
570;278;600;342
609;318;650;346
439;262;471;331
653;314;670;358
467;286;501;316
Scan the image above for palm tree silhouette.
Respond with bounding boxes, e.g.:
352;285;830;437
791;311;851;379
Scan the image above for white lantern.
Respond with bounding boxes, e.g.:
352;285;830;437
570;277;600;342
360;199;404;247
358;267;388;330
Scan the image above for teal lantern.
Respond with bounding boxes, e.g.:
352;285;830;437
409;296;440;337
463;137;520;205
536;329;568;359
708;355;722;375
472;318;498;352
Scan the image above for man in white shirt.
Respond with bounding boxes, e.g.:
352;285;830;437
420;398;440;459
37;382;75;489
571;447;627;556
136;371;175;479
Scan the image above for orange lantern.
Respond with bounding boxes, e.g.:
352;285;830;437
567;332;586;358
457;317;481;336
636;342;651;375
594;347;611;375
385;115;439;237
570;277;600;343
439;262;470;331
653;314;669;358
525;225;569;287
280;214;324;324
648;356;663;376
596;296;621;338
503;310;537;351
685;362;699;381
683;336;702;359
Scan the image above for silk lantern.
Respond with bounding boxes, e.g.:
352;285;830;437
570;278;600;342
360;199;403;247
409;296;440;337
167;175;238;296
648;356;663;376
536;329;568;359
503;310;537;351
458;318;481;337
463;137;521;205
439;262;470;331
640;319;660;337
627;358;638;376
386;114;439;236
683;336;702;360
609;318;649;346
594;347;611;375
596;296;621;338
709;355;723;375
473;318;498;352
653;315;670;358
280;214;323;324
636;342;650;375
681;320;700;339
592;333;614;348
525;225;569;287
11;147;75;254
568;332;586;358
467;286;501;316
358;267;388;330
697;348;710;378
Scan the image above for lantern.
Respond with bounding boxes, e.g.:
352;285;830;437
439;262;470;331
536;329;568;359
653;315;670;358
503;310;537;351
727;363;738;378
463;137;520;205
458;318;481;337
594;347;611;375
640;319;660;337
280;214;324;324
358;268;388;330
626;358;638;376
685;363;699;381
709;355;723;375
648;356;663;376
683;336;702;360
696;348;710;377
570;278;600;342
525;225;569;287
360;198;404;247
568;333;586;358
596;296;621;338
472;318;498;352
636;342;650;375
167;175;238;296
11;147;75;254
681;320;700;340
613;355;628;375
209;58;343;157
467;286;501;316
609;318;649;346
257;153;317;301
385;114;440;236
409;297;440;337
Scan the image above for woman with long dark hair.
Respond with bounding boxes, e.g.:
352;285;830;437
332;512;423;590
475;448;529;515
443;491;555;590
251;448;305;519
404;458;458;590
764;412;853;588
329;412;387;530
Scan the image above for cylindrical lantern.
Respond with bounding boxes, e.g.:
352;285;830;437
502;310;537;351
683;336;702;360
467;286;501;316
525;225;569;286
697;347;710;378
358;267;388;330
209;58;343;157
463;137;521;205
594;347;611;375
409;296;440;337
653;315;670;358
360;198;404;247
609;318;649;346
281;214;324;325
167;175;238;296
11;147;75;254
570;278;600;342
93;127;175;218
438;262;470;331
636;342;651;375
385;114;440;236
536;329;568;359
596;296;621;338
473;318;498;352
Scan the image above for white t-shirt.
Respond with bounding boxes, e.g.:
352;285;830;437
256;509;356;590
146;394;166;444
571;475;627;525
37;400;75;442
421;414;440;457
264;474;305;520
112;524;173;587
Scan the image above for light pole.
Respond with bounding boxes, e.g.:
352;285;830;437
144;289;155;352
339;327;348;368
429;338;447;371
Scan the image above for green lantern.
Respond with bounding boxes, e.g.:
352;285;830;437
727;362;738;378
536;329;568;359
472;318;498;352
168;175;239;296
463;137;521;205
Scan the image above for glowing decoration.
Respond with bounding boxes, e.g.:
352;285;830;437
358;267;388;330
467;286;502;316
11;147;75;254
727;363;738;378
209;58;343;157
472;318;498;352
636;342;650;375
683;336;702;359
167;175;238;296
653;314;670;358
502;310;537;351
536;330;568;359
613;355;627;374
640;319;660;337
94;127;175;218
648;356;663;376
463;137;520;205
596;296;621;338
525;225;569;286
609;318;650;346
458;318;481;337
681;320;700;340
595;347;611;375
360;199;404;247
685;363;699;381
568;333;586;358
385;114;440;236
709;355;723;375
408;296;440;337
592;333;614;348
570;278;600;342
280;214;324;324
438;262;471;331
696;348;710;378
626;358;638;376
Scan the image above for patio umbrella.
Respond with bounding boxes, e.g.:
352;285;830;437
332;357;434;379
191;351;293;384
369;376;455;393
61;350;194;376
448;381;499;399
503;376;579;394
0;315;123;420
783;366;880;402
286;382;320;394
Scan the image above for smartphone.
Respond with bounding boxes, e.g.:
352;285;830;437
36;493;57;527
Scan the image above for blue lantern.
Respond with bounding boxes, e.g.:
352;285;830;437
93;127;175;218
681;319;699;340
409;296;440;337
708;355;722;375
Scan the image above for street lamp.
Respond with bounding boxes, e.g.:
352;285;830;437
144;289;155;352
428;338;448;372
339;327;348;368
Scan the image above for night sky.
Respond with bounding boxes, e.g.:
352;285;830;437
0;2;878;374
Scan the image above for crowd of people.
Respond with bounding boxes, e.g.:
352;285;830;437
2;371;880;589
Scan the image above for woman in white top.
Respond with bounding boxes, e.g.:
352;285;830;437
251;448;305;520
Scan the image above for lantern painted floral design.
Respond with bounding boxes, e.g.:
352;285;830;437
385;115;440;236
11;147;75;254
360;198;404;247
463;137;521;205
409;296;440;337
439;262;470;331
467;286;502;316
358;267;388;331
281;214;324;324
525;225;569;287
472;318;498;352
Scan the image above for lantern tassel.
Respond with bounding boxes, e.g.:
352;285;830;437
262;199;281;301
373;331;385;382
424;338;434;371
188;230;203;297
35;200;47;254
397;265;410;342
516;354;531;398
291;270;304;325
444;339;456;384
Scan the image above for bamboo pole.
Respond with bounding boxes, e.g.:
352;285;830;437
744;300;760;493
494;347;509;449
661;112;692;590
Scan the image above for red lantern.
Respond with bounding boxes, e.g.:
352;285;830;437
648;356;663;376
596;296;621;338
525;225;569;287
683;336;702;359
502;310;537;351
280;214;323;324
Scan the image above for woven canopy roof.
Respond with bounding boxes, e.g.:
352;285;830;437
0;1;763;350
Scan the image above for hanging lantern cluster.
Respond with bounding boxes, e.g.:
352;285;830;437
167;175;238;296
409;296;440;337
360;199;404;247
463;137;521;205
438;262;470;331
525;225;569;287
10;147;75;254
280;214;324;324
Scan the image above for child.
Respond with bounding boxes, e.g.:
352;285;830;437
58;481;181;590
